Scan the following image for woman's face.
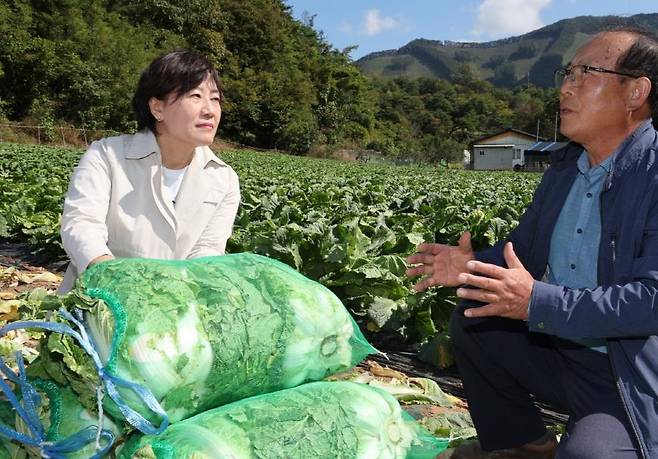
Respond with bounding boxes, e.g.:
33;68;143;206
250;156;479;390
150;75;222;152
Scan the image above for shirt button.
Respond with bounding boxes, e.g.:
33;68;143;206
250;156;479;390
570;264;576;269
577;228;583;234
586;192;593;198
537;322;545;330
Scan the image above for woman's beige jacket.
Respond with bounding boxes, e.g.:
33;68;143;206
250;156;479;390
59;130;240;292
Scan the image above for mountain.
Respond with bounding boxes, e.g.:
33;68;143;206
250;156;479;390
356;14;658;88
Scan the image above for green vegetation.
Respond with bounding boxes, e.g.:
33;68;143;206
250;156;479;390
0;142;542;343
0;145;76;253
0;0;372;155
368;77;559;162
0;0;564;161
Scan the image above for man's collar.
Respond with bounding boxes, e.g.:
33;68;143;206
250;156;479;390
125;130;228;167
614;118;654;159
599;154;614;173
553;118;654;170
577;149;615;175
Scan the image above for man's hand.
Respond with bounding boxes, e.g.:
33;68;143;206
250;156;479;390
456;242;533;320
406;232;475;291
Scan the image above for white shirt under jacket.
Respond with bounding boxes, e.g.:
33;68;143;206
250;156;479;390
59;130;240;293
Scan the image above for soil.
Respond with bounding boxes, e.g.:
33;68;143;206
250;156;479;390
0;239;65;299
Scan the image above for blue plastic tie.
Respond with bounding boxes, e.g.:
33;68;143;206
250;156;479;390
60;308;169;435
0;306;169;452
0;354;114;458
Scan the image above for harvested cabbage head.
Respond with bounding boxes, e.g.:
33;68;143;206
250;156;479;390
252;256;370;387
123;381;448;459
62;254;376;423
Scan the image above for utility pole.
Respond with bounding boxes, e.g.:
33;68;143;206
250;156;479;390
536;118;540;141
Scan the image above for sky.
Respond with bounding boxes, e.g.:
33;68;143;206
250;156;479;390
284;0;657;60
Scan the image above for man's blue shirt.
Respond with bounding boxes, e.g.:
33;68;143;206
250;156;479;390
546;150;612;352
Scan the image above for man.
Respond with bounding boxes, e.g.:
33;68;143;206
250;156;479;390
408;29;658;458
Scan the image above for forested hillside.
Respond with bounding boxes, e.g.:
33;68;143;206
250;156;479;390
357;14;658;88
0;0;375;154
1;0;562;161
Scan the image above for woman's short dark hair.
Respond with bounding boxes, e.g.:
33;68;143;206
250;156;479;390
614;28;658;119
132;50;223;133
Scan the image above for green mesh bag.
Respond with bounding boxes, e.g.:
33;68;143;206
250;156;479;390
122;381;448;459
70;253;376;423
0;378;119;459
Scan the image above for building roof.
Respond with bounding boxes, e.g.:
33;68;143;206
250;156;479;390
471;128;546;145
525;141;569;154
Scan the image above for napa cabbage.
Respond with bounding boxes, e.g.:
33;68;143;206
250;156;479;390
40;254;375;424
124;381;448;459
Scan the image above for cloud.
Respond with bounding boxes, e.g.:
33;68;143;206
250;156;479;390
363;9;400;36
473;0;552;39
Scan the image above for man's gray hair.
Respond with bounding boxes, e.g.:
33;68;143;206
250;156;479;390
613;28;658;120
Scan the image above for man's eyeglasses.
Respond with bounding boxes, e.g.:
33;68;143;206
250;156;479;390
554;64;642;87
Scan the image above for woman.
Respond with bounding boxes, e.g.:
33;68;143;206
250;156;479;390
58;50;240;293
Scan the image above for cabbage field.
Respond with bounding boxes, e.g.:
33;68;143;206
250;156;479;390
0;142;541;344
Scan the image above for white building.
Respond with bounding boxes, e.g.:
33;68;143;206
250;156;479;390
470;129;545;171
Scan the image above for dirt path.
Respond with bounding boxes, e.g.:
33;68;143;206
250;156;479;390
0;240;64;300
